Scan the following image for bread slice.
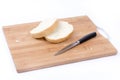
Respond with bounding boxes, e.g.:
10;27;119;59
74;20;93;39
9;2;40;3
30;18;58;38
45;21;74;43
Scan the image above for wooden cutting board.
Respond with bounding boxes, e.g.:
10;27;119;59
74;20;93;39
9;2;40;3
3;16;117;73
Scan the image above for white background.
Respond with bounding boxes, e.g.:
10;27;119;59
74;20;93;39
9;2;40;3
0;0;120;80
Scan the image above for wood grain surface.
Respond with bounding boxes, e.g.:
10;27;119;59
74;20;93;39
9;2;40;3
3;16;117;73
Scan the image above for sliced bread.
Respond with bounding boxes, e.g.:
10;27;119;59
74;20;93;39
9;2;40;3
45;21;74;43
30;18;58;38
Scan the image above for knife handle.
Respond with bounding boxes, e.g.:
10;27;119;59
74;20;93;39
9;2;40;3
79;32;97;44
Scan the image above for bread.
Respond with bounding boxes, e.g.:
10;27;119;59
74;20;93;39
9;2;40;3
45;21;74;43
30;18;58;38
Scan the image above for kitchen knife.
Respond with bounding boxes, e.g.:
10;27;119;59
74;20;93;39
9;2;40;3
54;32;97;56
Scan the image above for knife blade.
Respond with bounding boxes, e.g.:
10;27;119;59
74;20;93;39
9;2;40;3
54;32;97;56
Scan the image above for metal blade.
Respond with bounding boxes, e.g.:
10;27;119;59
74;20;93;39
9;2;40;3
54;41;80;56
54;32;97;56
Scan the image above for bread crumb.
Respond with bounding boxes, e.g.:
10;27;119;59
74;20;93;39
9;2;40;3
89;47;93;50
15;40;20;43
84;46;93;51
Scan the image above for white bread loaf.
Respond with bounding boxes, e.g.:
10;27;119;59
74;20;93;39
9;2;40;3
30;18;58;38
45;21;73;43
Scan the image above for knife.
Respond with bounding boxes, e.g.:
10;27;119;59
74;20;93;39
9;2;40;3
54;32;97;56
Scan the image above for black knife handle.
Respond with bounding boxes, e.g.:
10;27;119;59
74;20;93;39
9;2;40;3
79;32;97;44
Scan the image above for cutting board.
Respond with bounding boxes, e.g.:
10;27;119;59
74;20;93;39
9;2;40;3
3;16;117;73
